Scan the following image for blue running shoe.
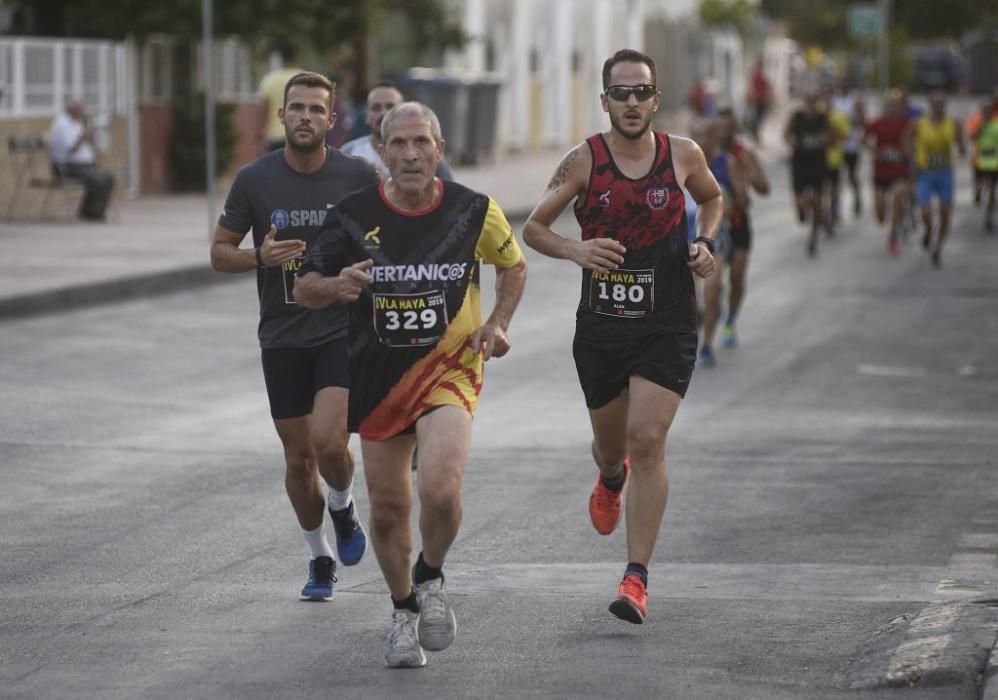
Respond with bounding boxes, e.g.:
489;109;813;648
721;323;737;348
300;556;336;601
698;345;716;368
329;500;368;566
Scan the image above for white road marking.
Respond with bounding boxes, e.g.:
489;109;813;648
958;533;998;550
856;364;928;378
948;552;998;569
340;562;998;603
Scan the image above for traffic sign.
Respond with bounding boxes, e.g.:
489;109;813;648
848;3;881;38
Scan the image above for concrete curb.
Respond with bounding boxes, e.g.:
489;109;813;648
839;598;998;696
980;634;998;700
0;265;235;321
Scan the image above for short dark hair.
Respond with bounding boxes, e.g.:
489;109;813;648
602;49;657;90
367;80;404;102
283;71;335;108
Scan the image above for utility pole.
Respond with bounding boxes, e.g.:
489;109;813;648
202;0;216;239
878;0;891;90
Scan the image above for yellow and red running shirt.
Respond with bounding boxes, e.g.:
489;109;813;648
299;179;522;440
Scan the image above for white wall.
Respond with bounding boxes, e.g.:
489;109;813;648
444;0;762;152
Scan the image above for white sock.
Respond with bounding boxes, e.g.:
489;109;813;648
302;524;335;560
327;485;353;512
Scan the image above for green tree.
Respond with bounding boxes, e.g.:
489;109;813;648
5;0;462;59
758;0;847;48
170;93;236;190
892;0;998;40
699;0;759;41
759;0;998;47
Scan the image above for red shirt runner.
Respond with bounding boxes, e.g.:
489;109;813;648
867;116;911;180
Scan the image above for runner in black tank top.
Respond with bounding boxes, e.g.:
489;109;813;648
784;91;830;256
574;130;697;340
523;50;723;626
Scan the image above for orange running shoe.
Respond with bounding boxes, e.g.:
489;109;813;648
609;573;647;624
588;459;629;535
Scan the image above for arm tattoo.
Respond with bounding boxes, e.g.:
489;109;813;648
547;147;581;192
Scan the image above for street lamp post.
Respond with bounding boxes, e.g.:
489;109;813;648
202;0;216;239
878;0;891;90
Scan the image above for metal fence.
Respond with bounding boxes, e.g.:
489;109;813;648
0;35;256;118
0;37;129;118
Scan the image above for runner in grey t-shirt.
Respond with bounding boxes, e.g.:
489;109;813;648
220;145;377;348
210;72;378;603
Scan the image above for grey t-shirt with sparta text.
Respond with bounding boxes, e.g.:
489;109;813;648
219;148;379;348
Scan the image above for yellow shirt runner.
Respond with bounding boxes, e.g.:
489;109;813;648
914;116;956;171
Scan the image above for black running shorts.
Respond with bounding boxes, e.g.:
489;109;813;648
573;331;698;409
260;338;350;420
825;165;841;186
792;156;826;194
729;213;751;251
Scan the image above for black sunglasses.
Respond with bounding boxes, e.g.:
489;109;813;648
605;84;657;102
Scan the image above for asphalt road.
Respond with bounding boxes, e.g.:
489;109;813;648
2;159;998;700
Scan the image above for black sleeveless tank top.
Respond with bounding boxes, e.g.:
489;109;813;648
573;131;696;343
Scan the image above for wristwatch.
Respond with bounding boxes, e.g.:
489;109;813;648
693;236;716;255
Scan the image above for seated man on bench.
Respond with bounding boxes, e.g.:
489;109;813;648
48;99;115;221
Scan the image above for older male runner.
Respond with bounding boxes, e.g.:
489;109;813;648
523;49;722;624
295;102;527;667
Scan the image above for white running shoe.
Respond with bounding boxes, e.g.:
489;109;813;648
385;609;426;668
414;576;456;652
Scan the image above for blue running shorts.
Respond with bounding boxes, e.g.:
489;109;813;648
917;168;954;206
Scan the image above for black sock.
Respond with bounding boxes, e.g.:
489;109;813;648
392;589;420;614
413;551;443;585
600;464;626;492
625;562;648;587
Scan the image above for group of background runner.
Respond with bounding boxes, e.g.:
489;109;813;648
685;83;996;374
781;86;996;267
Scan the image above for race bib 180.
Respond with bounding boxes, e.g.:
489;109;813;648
373;290;448;347
589;268;654;318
